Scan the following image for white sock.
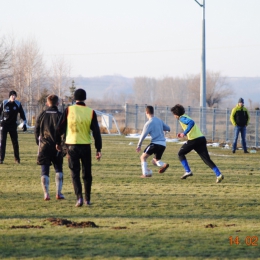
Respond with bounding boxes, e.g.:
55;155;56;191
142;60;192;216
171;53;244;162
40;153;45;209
41;175;49;195
156;160;165;167
141;162;148;175
55;172;63;195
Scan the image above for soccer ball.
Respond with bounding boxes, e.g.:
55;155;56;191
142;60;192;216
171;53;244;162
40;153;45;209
145;169;153;177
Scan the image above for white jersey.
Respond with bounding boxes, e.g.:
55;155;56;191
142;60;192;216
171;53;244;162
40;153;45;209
137;116;170;147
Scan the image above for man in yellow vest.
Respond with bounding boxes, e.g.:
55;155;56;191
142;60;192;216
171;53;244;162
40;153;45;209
171;104;224;183
56;89;102;207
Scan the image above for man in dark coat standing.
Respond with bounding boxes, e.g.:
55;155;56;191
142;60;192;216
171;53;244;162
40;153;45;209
0;90;27;164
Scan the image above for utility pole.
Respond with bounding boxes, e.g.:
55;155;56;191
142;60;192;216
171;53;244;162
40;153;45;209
194;0;206;133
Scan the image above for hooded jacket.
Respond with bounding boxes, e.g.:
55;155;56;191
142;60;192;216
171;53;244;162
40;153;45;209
230;105;250;127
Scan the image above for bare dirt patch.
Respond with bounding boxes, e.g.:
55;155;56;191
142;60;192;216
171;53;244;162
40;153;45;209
46;217;98;228
205;224;217;228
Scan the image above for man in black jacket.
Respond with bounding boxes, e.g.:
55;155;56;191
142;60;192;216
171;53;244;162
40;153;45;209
0;90;27;164
230;98;250;153
34;94;65;201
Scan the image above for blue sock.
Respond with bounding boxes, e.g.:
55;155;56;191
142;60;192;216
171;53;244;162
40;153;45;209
213;166;221;177
181;159;191;172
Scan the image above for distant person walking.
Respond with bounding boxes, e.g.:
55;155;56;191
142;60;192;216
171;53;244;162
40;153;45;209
136;105;170;178
56;89;102;207
0;90;27;164
230;98;250;153
34;95;65;201
171;104;224;183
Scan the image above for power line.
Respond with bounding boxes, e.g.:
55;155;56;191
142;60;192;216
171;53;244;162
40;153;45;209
44;44;260;57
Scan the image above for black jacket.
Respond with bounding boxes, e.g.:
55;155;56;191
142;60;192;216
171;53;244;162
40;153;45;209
0;99;27;127
34;106;65;165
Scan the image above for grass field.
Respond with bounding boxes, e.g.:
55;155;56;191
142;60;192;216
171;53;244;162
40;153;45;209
0;132;260;260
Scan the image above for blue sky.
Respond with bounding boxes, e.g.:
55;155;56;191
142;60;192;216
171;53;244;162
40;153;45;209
1;0;260;78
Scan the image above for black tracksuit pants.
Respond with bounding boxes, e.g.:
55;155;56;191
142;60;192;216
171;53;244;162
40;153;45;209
178;136;216;169
67;144;92;202
0;125;20;162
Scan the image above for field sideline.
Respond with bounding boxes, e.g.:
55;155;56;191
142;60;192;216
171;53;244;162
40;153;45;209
0;132;260;259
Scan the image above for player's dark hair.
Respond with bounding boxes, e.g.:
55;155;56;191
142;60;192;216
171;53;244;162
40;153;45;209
47;95;59;106
171;104;185;116
146;105;154;115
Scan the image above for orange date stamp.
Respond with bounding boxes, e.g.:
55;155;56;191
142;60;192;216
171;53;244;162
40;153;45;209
229;236;258;246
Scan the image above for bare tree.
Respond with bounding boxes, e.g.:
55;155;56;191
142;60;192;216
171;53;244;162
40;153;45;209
133;77;156;104
155;77;188;106
4;37;48;125
0;36;12;99
187;71;233;107
206;71;233;107
7;37;46;100
185;74;200;107
49;56;71;98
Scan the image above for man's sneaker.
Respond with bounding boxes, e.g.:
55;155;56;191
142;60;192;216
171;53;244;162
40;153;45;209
232;150;235;154
0;160;3;164
15;159;20;164
75;198;83;207
44;194;50;201
181;171;193;179
216;174;224;183
56;194;65;200
244;150;249;153
159;163;169;174
85;200;91;206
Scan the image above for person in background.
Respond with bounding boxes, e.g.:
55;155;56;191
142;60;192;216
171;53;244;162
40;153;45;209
230;98;250;153
0;90;27;164
171;104;224;183
136;105;170;178
56;89;102;207
34;94;65;201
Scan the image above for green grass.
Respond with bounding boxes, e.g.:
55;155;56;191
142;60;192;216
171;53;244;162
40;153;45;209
0;132;260;259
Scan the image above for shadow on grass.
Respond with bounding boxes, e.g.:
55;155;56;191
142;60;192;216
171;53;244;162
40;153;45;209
1;190;260;220
0;232;259;259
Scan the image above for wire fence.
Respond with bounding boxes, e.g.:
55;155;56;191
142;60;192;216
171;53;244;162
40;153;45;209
123;104;260;147
23;103;260;147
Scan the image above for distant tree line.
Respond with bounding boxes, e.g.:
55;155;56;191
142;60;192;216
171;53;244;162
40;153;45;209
89;71;234;108
131;71;234;108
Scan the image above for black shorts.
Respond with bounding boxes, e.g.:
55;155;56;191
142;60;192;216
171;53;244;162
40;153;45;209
143;143;166;160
